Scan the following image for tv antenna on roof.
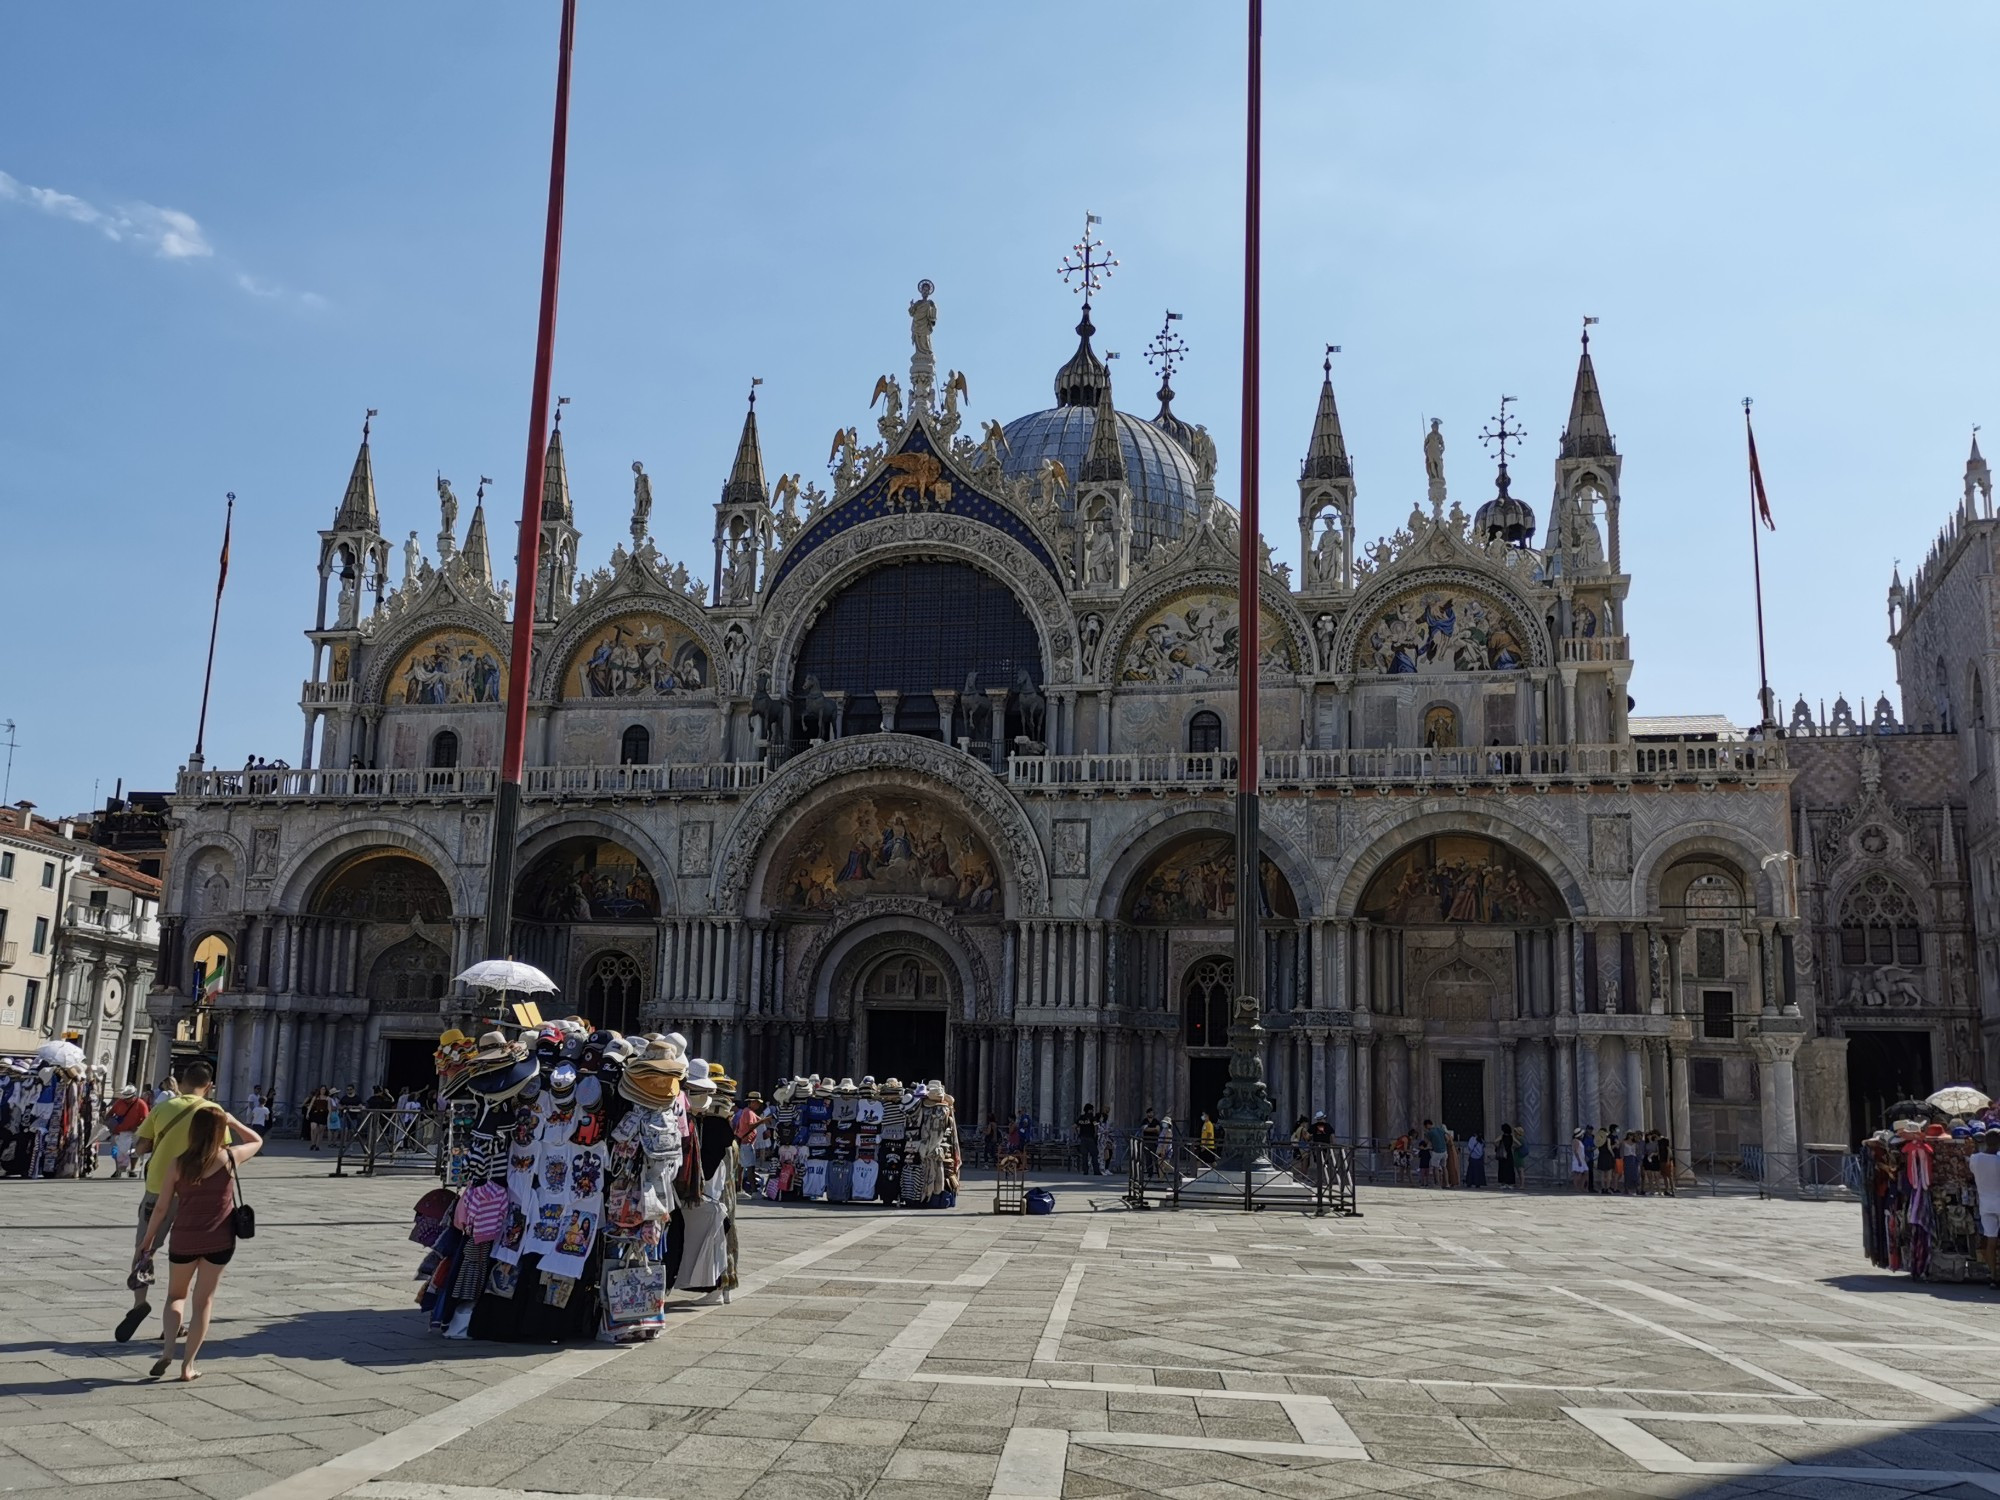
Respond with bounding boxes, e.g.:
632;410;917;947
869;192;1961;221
1;720;14;804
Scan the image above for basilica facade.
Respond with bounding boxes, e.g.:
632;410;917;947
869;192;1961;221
151;286;1818;1170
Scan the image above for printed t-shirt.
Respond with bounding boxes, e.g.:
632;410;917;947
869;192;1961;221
137;1096;226;1196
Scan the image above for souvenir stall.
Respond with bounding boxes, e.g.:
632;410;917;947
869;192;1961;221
764;1075;959;1209
410;1019;744;1343
0;1040;102;1179
1859;1088;2000;1283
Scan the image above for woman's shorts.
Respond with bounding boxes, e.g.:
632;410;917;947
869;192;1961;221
168;1246;235;1266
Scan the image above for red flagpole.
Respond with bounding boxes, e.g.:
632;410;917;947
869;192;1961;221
193;492;234;762
1744;399;1774;727
485;0;577;960
1232;0;1265;1068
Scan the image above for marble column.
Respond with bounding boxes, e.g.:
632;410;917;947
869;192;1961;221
271;1013;299;1121
1081;1029;1100;1115
1555;1037;1576;1143
1037;1030;1056;1124
1316;1034;1334;1125
1354;1038;1373;1146
1668;1043;1693;1176
1625;1040;1646;1134
1577;1034;1600;1128
1753;1029;1804;1192
1056;1029;1077;1132
214;1012;240;1108
1500;1040;1519;1132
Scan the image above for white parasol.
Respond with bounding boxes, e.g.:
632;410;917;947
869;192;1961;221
1927;1085;1992;1117
454;959;559;995
35;1039;86;1071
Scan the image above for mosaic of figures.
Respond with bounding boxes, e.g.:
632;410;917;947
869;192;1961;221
310;853;453;923
778;794;999;914
1362;587;1527;675
1361;836;1558;925
391;630;505;705
519;838;660;924
566;615;709;700
1119;593;1296;684
1125;836;1299;924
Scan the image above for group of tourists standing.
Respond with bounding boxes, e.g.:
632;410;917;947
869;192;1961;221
1570;1124;1677;1195
1393;1121;1529;1189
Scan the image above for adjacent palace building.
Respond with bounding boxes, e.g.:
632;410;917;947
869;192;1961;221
150;282;1999;1176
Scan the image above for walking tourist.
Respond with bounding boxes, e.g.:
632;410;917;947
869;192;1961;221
1417;1119;1437;1185
1496;1122;1518;1189
1598;1125;1618;1194
1199;1112;1215;1154
1139;1108;1161;1180
304;1088;329;1150
1570;1129;1589;1190
1623;1131;1643;1194
246;1091;272;1132
136;1103;263;1381
1392;1128;1412;1183
104;1085;149;1179
978;1114;999;1166
115;1063;224;1345
1657;1129;1678;1195
1465;1132;1487;1187
1969;1130;2000;1285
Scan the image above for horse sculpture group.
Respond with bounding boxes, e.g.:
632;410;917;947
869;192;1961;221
746;668;1047;757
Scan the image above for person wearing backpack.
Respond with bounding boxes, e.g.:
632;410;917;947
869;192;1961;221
135;1104;263;1381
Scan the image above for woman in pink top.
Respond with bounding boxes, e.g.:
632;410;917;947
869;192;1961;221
136;1106;262;1381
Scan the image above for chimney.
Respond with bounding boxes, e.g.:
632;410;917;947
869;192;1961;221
60;819;74;840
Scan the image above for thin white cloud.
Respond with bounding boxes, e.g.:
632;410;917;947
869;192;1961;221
0;167;319;303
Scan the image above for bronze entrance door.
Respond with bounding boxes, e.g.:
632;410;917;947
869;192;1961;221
1440;1058;1485;1143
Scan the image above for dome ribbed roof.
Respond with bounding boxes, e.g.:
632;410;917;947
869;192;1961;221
1473;463;1537;547
1001;406;1201;555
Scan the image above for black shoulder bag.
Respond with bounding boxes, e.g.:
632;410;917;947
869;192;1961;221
226;1150;257;1239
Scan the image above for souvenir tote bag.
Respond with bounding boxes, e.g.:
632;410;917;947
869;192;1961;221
601;1241;665;1324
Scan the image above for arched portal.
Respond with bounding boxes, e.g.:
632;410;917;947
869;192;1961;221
1182;954;1234;1128
306;850;456;1090
1355;833;1568;1144
512;837;659;1011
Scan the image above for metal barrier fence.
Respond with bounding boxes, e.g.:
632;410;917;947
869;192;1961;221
1122;1136;1358;1216
331;1107;447;1177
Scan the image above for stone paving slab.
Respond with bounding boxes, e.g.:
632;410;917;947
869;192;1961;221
8;1147;2000;1497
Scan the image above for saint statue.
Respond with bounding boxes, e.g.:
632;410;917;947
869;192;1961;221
1189;425;1218;488
403;530;422;588
1085;518;1117;587
908;280;937;359
1312;516;1342;583
436;474;459;540
630;461;653;545
1423;419;1446;506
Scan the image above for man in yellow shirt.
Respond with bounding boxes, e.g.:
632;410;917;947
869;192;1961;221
117;1062;225;1343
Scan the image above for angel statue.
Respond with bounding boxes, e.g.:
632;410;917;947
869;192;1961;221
1037;456;1070;514
1188;425;1218;488
975;418;1011;471
630;461;653;545
937;370;969;436
871;374;904;441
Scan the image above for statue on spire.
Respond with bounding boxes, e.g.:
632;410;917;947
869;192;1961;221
631;461;653;547
908;279;937;408
1423;419;1446;511
436;474;459;561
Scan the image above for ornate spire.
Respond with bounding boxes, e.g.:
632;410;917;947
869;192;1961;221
1301;347;1351;481
461;478;493;588
1054;214;1117;409
542;398;572;524
1080;377;1126;484
1560;318;1616;460
334;409;380;530
1145;310;1197;453
1966;425;1992;515
721;380;768;507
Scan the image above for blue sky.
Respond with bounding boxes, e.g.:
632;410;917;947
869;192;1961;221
2;3;1995;814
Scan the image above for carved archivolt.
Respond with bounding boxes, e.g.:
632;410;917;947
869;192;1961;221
1331;564;1547;677
533;583;721;703
757;516;1074;688
710;735;1051;916
1098;567;1312;688
786;899;995;1023
358;604;513;707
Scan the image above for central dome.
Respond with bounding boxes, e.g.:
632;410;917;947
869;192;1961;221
1001;407;1202;556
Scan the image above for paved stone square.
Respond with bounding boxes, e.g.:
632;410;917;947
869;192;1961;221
6;1146;2000;1498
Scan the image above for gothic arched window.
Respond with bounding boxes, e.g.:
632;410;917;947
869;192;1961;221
1187;711;1222;754
429;730;459;770
1183;955;1234;1048
620;725;651;765
1839;873;1923;967
582;949;645;1034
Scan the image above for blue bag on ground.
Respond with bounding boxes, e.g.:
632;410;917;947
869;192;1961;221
1025;1187;1055;1215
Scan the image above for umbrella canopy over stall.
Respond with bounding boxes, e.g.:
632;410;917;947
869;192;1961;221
34;1039;85;1072
454;959;558;994
1927;1085;1992;1118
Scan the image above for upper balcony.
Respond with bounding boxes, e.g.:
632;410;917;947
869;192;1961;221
174;761;768;805
63;902;160;945
1558;635;1629;664
1007;736;1783;793
300;679;357;707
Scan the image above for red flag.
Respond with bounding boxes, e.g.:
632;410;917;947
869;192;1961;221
217;493;233;593
1746;411;1774;530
